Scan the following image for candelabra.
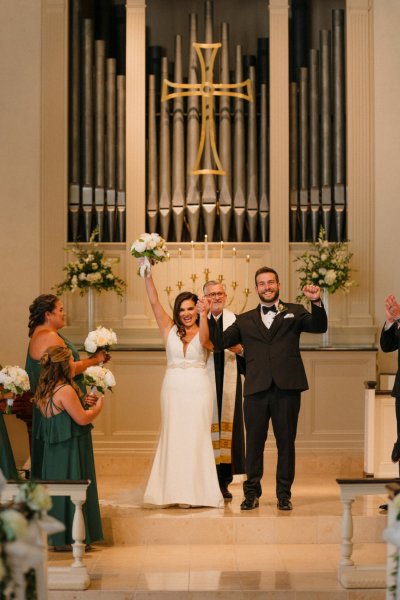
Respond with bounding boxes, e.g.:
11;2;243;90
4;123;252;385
165;236;251;313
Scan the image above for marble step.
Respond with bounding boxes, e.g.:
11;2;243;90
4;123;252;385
99;500;387;546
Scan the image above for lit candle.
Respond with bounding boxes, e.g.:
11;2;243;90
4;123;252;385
204;234;208;269
219;241;224;276
178;247;182;282
245;254;250;288
232;247;237;281
166;252;170;286
191;240;195;274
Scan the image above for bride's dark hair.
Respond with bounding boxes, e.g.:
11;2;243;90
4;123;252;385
173;292;199;340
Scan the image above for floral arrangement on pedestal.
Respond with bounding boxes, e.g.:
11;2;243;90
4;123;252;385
0;477;53;599
295;227;356;303
54;229;126;297
131;233;168;277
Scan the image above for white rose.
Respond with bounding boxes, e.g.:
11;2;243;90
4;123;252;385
104;370;116;388
85;340;97;353
106;274;114;280
153;248;165;257
0;509;28;541
79;273;87;281
92;263;98;270
131;240;146;253
318;268;327;275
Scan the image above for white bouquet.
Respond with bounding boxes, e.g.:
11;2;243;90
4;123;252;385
130;232;168;277
84;326;117;355
0;366;30;414
83;366;116;394
14;482;52;514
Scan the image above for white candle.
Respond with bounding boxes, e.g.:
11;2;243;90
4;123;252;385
204;234;208;269
191;240;195;274
232;247;237;281
178;247;182;282
166;252;170;286
219;241;224;276
245;254;250;288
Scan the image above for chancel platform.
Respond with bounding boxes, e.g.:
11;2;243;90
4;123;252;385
47;452;388;599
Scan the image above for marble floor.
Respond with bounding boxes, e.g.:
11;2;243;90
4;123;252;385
47;453;389;598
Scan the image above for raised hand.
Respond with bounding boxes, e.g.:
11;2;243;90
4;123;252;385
384;294;400;323
302;284;321;302
196;296;211;316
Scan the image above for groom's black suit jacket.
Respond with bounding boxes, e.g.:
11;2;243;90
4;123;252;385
380;323;400;398
212;301;327;396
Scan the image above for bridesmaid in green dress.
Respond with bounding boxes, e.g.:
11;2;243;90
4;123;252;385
0;392;18;479
33;345;104;547
25;294;108;478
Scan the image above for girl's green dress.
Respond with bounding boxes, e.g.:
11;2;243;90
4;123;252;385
26;334;103;546
0;414;18;479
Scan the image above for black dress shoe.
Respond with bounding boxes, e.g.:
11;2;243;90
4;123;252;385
391;441;400;463
220;488;233;501
277;498;292;511
240;496;259;510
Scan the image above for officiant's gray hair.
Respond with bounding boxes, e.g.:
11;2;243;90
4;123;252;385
203;281;226;294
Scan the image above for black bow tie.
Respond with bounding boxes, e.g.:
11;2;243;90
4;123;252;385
262;305;277;314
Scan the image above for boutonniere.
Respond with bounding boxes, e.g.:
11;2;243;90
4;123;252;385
276;303;288;314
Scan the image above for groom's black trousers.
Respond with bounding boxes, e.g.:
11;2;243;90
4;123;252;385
243;382;301;500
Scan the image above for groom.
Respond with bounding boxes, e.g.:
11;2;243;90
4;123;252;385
198;266;327;511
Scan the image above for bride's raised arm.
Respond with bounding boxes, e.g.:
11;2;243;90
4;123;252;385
143;273;173;342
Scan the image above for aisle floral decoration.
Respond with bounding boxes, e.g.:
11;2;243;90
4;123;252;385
83;366;116;394
131;233;168;277
54;229;126;297
0;478;52;599
0;366;30;414
84;326;118;355
295;226;356;303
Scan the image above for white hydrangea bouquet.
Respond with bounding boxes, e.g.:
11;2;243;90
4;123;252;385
83;366;116;394
84;326;117;355
0;366;30;414
295;226;356;303
130;232;168;277
54;229;126;296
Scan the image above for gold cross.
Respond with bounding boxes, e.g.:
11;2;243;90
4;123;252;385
161;42;253;176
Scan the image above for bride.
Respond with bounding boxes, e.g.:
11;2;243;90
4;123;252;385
142;271;223;508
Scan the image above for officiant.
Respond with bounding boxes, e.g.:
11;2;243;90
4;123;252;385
203;281;246;500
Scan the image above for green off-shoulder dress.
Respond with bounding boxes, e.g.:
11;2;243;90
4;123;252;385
0;414;18;479
26;335;103;546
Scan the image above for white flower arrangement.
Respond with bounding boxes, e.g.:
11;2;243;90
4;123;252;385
54;229;126;296
130;232;168;277
0;366;30;414
84;326;117;355
83;366;116;394
0;480;52;598
14;482;52;514
295;227;356;303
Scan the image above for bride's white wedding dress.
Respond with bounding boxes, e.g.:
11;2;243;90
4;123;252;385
143;325;224;508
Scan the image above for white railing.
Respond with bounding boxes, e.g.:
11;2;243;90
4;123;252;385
2;480;91;591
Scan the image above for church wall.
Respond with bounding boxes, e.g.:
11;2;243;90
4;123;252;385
373;0;400;377
0;1;42;364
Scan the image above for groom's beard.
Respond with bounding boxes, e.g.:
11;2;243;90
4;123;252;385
257;289;280;304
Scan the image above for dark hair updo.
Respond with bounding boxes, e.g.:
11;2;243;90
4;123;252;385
28;294;59;337
172;291;199;340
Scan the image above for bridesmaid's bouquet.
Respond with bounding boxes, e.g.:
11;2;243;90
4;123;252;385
83;366;116;395
84;326;117;355
130;233;168;277
0;365;30;414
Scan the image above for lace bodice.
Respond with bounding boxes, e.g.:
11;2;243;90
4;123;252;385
166;326;208;369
